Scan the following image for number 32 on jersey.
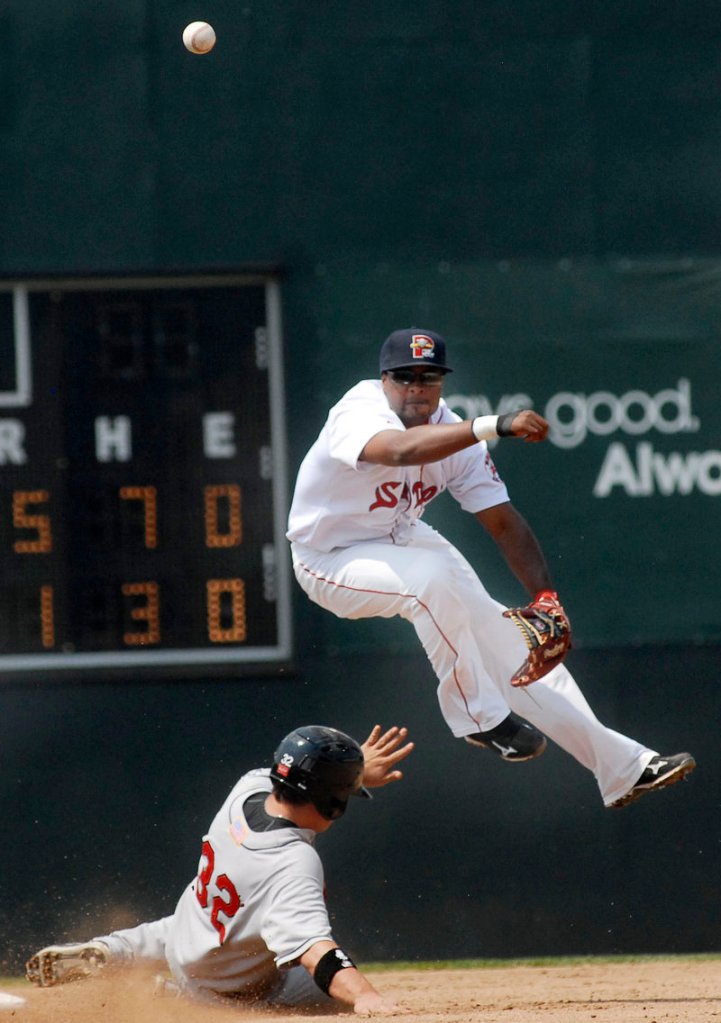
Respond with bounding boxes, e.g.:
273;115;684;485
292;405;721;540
195;839;243;943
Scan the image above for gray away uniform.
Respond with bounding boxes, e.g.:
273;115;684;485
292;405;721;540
94;769;335;1007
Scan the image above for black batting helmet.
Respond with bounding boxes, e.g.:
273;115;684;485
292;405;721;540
270;725;371;821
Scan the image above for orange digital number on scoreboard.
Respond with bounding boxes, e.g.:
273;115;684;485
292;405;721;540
13;491;53;553
40;585;55;649
204;484;242;548
119;486;158;548
121;581;161;645
207;579;247;642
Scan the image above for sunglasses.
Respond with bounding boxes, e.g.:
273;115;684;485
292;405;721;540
388;369;446;386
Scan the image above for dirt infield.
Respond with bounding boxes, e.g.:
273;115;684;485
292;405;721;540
5;957;721;1022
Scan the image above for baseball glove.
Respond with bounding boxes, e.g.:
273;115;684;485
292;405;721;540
503;590;571;687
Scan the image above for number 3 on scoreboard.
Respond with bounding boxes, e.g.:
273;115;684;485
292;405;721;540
195;839;243;943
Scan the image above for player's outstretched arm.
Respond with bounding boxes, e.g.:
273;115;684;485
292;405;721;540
360;410;549;466
360;725;414;788
300;941;407;1016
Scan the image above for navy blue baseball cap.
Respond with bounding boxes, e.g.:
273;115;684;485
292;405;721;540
379;328;453;374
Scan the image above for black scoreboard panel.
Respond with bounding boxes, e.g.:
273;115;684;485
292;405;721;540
0;276;292;677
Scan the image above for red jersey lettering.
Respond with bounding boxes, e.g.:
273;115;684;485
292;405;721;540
411;482;438;507
369;481;403;511
369;480;438;512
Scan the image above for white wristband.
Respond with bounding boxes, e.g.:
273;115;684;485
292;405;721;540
471;415;499;442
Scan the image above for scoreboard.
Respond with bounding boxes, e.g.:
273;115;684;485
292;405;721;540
0;275;292;678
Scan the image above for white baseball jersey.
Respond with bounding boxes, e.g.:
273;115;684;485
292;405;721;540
286;379;509;551
164;769;334;996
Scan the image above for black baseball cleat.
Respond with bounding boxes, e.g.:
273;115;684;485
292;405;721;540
609;752;696;809
464;712;547;762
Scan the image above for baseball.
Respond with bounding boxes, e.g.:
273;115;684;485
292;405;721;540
182;21;216;54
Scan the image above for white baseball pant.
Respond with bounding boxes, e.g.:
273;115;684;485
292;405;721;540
291;521;655;806
96;918;332;1006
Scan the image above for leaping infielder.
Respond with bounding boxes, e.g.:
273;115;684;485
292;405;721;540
286;328;695;810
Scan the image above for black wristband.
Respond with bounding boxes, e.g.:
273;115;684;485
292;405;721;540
496;411;517;437
313;947;356;995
